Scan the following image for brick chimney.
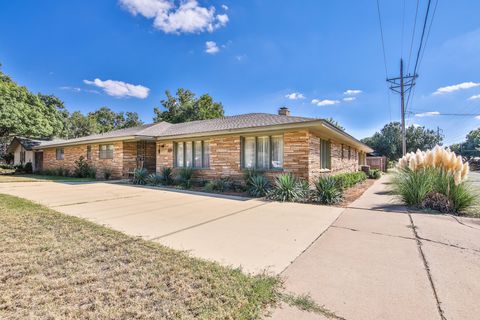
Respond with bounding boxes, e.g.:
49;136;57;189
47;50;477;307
278;107;290;116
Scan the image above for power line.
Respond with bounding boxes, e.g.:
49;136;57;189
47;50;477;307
405;0;438;114
375;0;389;77
406;0;420;71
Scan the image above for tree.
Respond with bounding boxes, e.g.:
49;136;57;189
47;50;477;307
65;111;98;138
324;118;345;131
0;68;63;138
450;128;480;159
122;112;144;128
153;88;224;123
361;122;443;161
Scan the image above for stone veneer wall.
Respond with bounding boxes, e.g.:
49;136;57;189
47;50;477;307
155;130;360;184
43;141;124;179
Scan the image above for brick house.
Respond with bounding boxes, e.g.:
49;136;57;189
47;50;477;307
25;109;373;183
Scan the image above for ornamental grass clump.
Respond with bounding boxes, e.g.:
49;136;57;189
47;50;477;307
267;173;308;202
394;146;476;214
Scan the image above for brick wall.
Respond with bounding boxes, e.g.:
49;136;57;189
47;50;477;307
330;141;359;174
43;141;124;179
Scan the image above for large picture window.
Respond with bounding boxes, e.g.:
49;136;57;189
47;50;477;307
320;139;331;169
241;135;284;170
174;140;210;168
56;148;64;160
99;144;114;159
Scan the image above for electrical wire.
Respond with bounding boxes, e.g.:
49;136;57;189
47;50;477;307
376;0;389;78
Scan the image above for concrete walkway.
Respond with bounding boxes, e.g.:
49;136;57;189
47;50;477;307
271;175;480;320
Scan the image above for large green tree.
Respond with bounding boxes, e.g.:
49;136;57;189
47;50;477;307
153;88;224;123
0;69;64;139
87;107;143;134
361;122;443;161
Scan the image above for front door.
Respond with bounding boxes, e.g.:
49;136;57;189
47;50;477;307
34;151;43;172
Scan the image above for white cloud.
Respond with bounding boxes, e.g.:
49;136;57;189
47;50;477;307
120;0;229;34
205;41;219;54
221;4;229;10
415;111;440;117
343;89;362;96
285;92;305;100
412;123;423;128
234;54;246;61
433;82;480;95
60;86;100;94
468;94;480;100
83;78;150;99
343;97;356;102
475;115;480;120
311;99;340;106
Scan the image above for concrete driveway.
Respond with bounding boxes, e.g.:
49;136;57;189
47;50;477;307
0;181;342;274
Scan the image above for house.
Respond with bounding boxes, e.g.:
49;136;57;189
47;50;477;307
18;108;373;183
7;137;48;171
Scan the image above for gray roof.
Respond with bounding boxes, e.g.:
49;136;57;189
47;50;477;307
32;113;371;151
142;113;316;137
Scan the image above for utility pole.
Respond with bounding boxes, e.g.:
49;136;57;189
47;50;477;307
387;59;417;156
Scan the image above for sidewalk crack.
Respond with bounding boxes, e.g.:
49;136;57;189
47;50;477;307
408;214;447;320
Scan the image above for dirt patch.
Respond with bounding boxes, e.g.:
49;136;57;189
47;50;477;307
336;179;377;208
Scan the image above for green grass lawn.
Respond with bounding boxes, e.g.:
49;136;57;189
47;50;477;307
0;194;281;319
0;174;96;183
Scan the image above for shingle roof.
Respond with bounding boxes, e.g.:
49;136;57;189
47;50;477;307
142;113;317;137
38;123;160;148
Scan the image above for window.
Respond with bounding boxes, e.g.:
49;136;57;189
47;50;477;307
87;145;92;160
320;139;331;169
20;150;26;164
174;140;210;168
241;135;284;170
348;146;351;160
56;148;64;160
99;144;114;159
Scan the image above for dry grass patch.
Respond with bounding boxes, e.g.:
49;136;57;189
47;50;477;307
0;194;280;319
0;175;96;183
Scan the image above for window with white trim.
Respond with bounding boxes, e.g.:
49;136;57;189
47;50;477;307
241;135;284;170
174;141;210;168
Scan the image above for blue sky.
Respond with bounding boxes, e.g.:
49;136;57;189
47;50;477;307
1;0;480;144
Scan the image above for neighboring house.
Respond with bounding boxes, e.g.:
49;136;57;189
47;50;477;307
7;137;48;171
13;108;373;182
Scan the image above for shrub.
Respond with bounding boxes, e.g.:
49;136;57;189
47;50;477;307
103;167;113;180
333;171;367;189
243;168;264;185
267;173;307;202
147;173;163;186
73;156;96;178
176;167;194;189
247;175;270;197
421;192;451;213
24;162;33;174
40;167;70;177
368;169;382;179
393;167;477;214
203;178;233;193
14;164;25;174
312;176;343;205
160;167;174;185
132;168;148;185
0;164;14;170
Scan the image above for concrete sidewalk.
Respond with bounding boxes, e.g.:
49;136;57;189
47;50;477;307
271;175;480;320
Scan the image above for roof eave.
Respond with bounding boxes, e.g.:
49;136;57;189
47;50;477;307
33;135;156;149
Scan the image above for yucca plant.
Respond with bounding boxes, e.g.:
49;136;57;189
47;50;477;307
176;167;194;189
267;173;305;202
247;175;270;197
313;176;343;204
160;167;174;185
132;168;149;185
147;173;163;186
